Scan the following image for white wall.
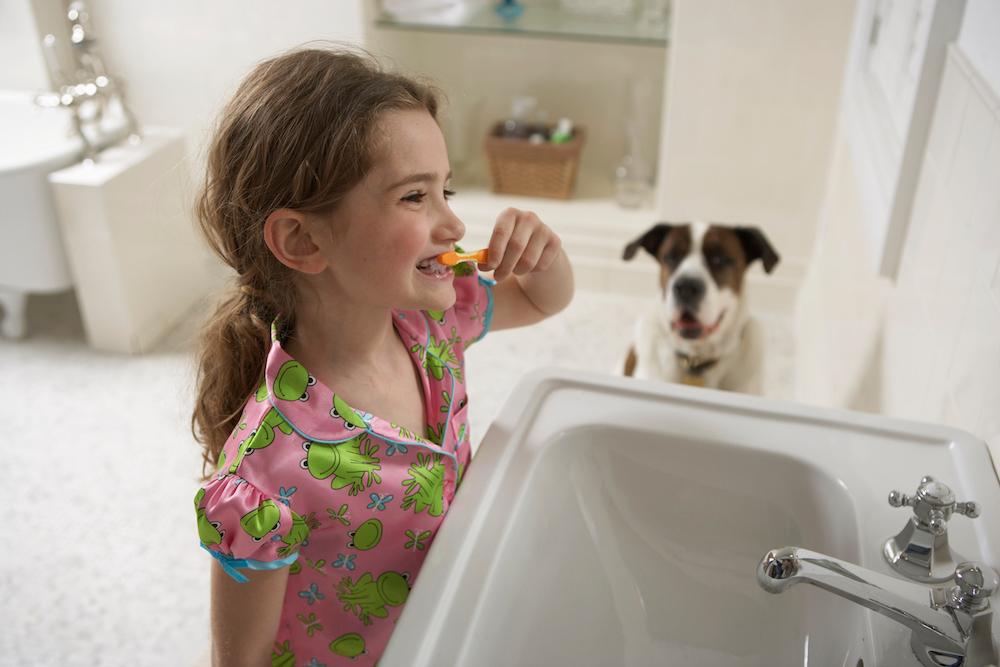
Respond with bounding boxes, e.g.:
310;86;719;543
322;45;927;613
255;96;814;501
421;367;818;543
78;0;365;160
793;136;892;410
0;1;49;89
959;0;1000;94
655;0;856;270
15;0;365;159
796;0;1000;451
885;43;1000;441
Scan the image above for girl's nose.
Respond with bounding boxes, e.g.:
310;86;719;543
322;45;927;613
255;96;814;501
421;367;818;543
437;204;465;242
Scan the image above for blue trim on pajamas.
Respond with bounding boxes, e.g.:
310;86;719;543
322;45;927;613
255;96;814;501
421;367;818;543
201;543;299;583
474;275;496;344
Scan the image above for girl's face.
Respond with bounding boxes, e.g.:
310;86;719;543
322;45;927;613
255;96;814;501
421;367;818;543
316;108;465;313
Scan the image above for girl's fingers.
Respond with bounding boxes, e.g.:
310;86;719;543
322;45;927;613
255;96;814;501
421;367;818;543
485;209;517;272
534;237;562;272
493;218;535;280
512;230;549;275
484;208;560;280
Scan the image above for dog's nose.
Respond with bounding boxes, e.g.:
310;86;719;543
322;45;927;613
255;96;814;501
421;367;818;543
672;277;705;306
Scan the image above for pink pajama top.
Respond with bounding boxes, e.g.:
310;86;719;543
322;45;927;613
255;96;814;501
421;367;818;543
193;270;494;666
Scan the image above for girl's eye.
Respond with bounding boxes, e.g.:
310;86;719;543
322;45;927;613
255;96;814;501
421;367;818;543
402;192;426;203
402;189;457;204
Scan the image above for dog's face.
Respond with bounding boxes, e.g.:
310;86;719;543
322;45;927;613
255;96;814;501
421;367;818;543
623;222;779;344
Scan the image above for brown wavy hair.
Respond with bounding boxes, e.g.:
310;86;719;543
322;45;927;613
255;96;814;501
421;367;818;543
192;46;439;478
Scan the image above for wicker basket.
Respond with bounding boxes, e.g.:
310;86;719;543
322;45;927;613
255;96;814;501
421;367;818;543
484;123;586;199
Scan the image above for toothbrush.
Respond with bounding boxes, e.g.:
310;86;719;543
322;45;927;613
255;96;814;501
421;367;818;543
437;248;489;266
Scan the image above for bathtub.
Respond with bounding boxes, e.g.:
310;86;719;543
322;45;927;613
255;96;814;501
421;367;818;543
0;90;127;337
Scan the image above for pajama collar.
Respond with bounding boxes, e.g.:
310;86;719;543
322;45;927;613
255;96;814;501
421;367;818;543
263;314;453;456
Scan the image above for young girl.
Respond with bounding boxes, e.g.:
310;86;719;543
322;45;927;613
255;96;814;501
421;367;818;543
191;47;573;666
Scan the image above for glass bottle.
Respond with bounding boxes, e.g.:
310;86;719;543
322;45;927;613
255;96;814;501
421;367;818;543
615;120;651;208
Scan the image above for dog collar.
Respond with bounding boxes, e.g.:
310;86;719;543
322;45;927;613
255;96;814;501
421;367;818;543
675;351;718;383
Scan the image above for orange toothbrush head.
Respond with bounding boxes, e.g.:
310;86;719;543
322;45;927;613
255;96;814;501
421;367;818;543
437;248;489;266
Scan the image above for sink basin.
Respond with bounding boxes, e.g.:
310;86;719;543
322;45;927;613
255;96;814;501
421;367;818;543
0;90;130;338
382;369;1000;666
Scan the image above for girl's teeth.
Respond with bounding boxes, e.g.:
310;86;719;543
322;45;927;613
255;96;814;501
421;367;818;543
417;259;450;277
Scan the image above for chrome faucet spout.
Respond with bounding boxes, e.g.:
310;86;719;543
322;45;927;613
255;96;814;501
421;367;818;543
33;0;142;162
757;546;998;667
757;546;963;647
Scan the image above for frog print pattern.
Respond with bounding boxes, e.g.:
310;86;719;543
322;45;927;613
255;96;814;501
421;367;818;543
228;361;311;474
240;499;282;541
330;393;370;431
302;433;382;496
336;571;410;626
348;518;383;551
411;329;464;383
401;452;446;517
194;488;223;546
271;640;295;667
193;271;494;665
228;409;294;474
330;632;367;659
277;511;311;558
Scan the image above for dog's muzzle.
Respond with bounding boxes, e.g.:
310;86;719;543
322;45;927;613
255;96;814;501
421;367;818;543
672;276;705;310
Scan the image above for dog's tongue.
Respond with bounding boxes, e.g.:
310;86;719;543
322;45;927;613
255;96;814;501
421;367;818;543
673;312;704;339
677;312;700;328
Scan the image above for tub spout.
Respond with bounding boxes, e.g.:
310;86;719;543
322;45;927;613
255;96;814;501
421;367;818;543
757;546;998;667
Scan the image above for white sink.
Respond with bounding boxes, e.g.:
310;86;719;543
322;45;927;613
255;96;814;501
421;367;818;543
382;369;1000;666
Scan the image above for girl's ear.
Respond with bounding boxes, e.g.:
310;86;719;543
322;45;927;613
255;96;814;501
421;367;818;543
263;209;328;275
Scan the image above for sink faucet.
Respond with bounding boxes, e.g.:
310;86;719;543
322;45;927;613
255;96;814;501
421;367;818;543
34;1;141;161
884;475;981;583
757;546;998;667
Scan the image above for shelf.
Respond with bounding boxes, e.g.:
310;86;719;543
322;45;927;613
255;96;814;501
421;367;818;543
448;184;656;231
447;186;800;310
374;2;669;47
447;185;661;295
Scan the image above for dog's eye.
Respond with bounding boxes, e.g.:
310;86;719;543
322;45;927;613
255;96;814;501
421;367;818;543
707;254;732;268
662;249;684;264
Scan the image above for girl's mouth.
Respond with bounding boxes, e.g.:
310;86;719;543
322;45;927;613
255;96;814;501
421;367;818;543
416;256;452;279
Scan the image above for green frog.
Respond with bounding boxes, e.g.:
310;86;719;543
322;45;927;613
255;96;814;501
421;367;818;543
401;452;446;517
304;434;382;496
240;499;281;541
193;488;223;546
348;518;382;551
329;632;367;659
276;511;310;558
336;571;409;626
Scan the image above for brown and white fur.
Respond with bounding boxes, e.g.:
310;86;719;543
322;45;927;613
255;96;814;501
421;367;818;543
619;222;779;394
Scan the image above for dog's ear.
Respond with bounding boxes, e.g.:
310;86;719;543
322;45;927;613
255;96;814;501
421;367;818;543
623;223;673;261
734;227;780;274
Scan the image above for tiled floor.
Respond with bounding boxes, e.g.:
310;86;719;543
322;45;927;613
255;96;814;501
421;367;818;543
1;288;793;667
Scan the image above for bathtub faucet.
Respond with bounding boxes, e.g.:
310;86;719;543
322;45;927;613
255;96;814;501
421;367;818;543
757;546;998;667
34;1;140;161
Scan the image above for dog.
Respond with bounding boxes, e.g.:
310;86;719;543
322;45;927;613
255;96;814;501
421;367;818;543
619;221;779;394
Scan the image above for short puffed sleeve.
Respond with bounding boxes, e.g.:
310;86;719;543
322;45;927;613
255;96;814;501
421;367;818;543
450;268;495;349
193;475;308;582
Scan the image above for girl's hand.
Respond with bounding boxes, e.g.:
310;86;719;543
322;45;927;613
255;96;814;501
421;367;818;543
483;208;563;281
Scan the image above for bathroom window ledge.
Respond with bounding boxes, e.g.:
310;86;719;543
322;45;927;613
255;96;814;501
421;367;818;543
374;2;669;47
